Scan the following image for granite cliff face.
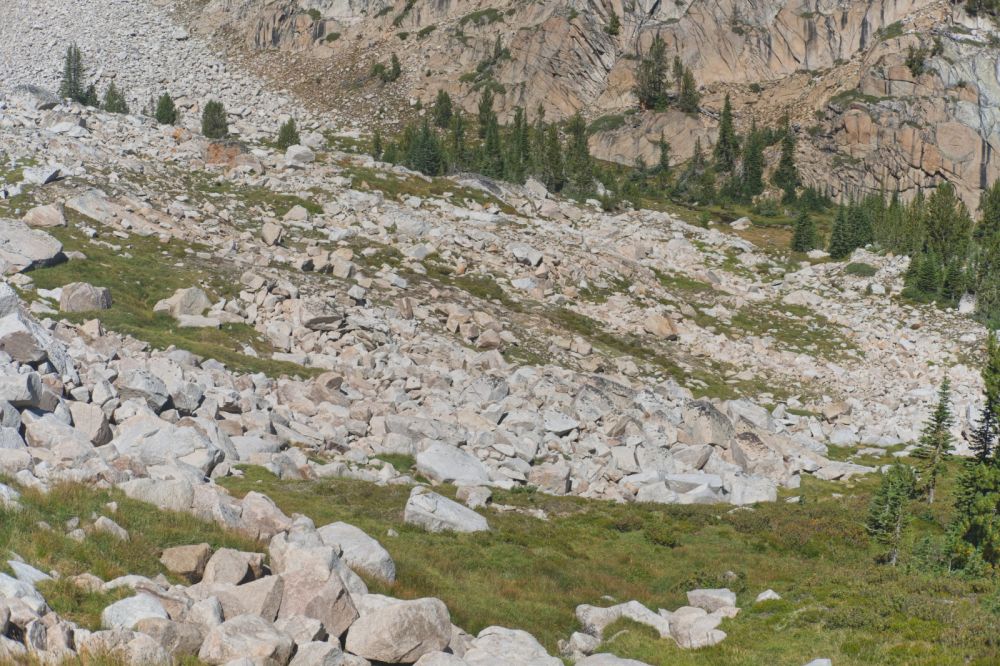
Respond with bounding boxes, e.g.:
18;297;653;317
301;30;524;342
178;0;1000;209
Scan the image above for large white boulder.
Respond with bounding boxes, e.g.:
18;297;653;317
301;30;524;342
344;597;451;663
404;487;489;533
416;442;492;487
317;522;396;582
101;594;169;630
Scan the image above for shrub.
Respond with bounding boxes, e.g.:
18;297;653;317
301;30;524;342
845;262;878;277
276;118;300;150
644;523;680;547
201;100;229;139
102;81;129;114
372;54;401;83
154;93;177;125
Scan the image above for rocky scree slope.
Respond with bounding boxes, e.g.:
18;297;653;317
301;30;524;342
0;0;988;508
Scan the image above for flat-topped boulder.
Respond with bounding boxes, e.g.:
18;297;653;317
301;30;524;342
0;220;64;273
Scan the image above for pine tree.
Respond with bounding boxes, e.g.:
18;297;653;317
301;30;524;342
913;378;955;504
371;127;383;160
914;251;941;297
201;100;229;140
635;35;668;110
672;56;684;92
847;202;873;249
971;403;998;464
656;132;671;190
740;123;764;200
866;462;916;566
155;93;178;125
506;106;530;183
449;113;467;170
950;456;1000;572
772;118;799;201
541;124;564;192
480;112;504;179
81;85;99;108
942;260;966;303
406;120;445;176
828;205;853;260
791;210;817;252
102;81;129;114
713;94;738;173
276;118;300;150
59;44;85;103
564;112;592;196
678;67;700;113
432;90;453;129
477;88;495;139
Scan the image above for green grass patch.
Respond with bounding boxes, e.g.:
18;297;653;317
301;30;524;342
728;301;858;362
845;262;878;277
218;464;1000;664
458;8;504;27
0;482;257;629
587;114;626;136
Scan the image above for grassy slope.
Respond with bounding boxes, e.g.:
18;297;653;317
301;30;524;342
22;218;318;379
221;458;1000;666
0;483;257;630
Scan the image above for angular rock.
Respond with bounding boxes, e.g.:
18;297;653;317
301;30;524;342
59;282;112;312
198;614;294;665
316;522;396;582
160;544;213;583
101;594;169;630
416;442;491;487
404;487;489;533
344;597;451;663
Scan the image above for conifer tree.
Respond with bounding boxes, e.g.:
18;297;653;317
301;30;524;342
657;132;671;175
791;210;817;252
867;462;916;566
541;124;564;192
432;90;453;129
740;123;764;200
201;100;229;139
914;251;941;297
713;94;738;173
971;332;1000;463
407;120;445;176
371;127;383;160
82;85;99;108
477;88;495;139
155;93;178;126
772;118;799;201
59;44;85;103
950;461;1000;572
448;114;467;169
678;67;700;113
913;378;955;504
276;118;300;150
635;35;668;110
672;56;684;91
847;202;873;249
828;205;853;260
102;81;129;114
564;112;592;196
656;132;671;190
480;113;504;179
